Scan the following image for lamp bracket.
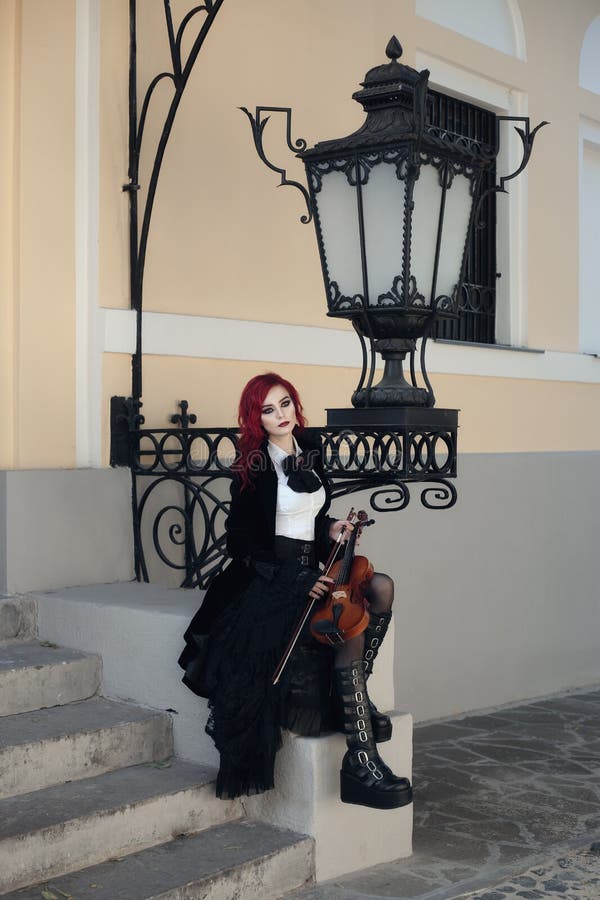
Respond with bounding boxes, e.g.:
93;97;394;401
474;116;549;227
495;116;550;190
240;106;313;224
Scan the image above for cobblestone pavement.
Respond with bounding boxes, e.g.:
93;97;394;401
291;687;600;899
461;844;600;898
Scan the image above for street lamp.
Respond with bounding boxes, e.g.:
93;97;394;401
243;36;546;416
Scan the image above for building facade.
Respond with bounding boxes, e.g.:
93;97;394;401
1;0;600;723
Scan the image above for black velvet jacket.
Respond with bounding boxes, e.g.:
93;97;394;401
178;430;334;696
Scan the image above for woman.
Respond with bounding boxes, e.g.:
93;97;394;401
178;373;412;810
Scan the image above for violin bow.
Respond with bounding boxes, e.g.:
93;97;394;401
272;509;356;686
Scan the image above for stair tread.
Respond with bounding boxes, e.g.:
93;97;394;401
0;759;216;839
0;640;99;670
0;695;167;750
2;819;312;899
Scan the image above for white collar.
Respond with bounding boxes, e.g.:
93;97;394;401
267;435;300;465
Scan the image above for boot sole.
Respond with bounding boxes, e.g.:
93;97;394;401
340;772;413;809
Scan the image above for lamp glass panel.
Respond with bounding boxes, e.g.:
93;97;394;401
411;164;442;304
314;168;363;300
436;172;473;300
361;162;406;304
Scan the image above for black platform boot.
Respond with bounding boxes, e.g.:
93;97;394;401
363;610;393;742
334;661;413;810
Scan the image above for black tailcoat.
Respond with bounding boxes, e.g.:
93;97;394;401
178;430;334;696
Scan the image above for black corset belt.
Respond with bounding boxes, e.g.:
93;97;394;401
273;536;316;568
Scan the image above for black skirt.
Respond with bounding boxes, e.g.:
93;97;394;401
201;544;336;799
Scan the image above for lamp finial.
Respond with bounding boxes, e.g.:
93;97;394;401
385;36;403;61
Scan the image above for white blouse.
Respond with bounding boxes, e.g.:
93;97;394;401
267;438;326;541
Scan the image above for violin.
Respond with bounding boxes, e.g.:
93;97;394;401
310;509;374;646
272;508;375;685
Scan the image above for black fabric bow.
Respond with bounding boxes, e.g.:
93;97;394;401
282;453;322;493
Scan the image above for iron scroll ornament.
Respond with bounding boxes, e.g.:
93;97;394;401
472;116;550;231
119;401;458;590
239;106;313;224
124;0;225;402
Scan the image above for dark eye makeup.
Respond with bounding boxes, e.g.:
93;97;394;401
262;396;292;415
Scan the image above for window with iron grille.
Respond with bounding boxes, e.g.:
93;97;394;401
427;90;497;344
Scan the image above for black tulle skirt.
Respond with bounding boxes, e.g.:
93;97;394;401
202;551;335;799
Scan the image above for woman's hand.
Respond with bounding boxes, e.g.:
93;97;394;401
328;519;354;543
308;574;334;601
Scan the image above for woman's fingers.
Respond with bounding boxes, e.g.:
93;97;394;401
329;519;355;542
339;520;354;542
309;575;334;599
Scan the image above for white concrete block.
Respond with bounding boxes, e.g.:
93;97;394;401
33;583;219;766
245;711;413;881
33;582;398;774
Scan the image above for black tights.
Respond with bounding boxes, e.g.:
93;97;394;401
333;573;394;669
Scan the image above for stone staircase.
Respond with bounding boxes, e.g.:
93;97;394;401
0;594;314;898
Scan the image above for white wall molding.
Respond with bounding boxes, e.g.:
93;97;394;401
75;0;102;466
579;117;600;355
506;0;527;62
102;308;600;385
416;0;525;60
580;16;600;94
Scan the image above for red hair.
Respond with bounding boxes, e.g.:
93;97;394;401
235;372;307;491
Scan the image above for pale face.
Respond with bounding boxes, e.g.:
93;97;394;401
260;384;298;446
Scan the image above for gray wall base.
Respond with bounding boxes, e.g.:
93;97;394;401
0;468;134;593
12;450;600;727
345;450;600;723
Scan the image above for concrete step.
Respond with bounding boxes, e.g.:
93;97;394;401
0;759;241;894
246;712;413;881
0;640;102;716
0;595;36;642
2;819;314;899
0;696;173;799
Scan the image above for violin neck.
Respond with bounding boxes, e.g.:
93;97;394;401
337;528;358;584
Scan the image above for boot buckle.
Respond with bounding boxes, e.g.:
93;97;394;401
367;760;384;780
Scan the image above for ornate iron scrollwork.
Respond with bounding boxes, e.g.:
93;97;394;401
124;0;225;402
239;106;313;223
122;401;457;589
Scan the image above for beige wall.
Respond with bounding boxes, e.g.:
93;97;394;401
3;0;600;468
0;0;19;467
103;354;600;462
97;0;600;332
1;0;77;468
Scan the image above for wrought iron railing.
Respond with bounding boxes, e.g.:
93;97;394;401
111;399;457;590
